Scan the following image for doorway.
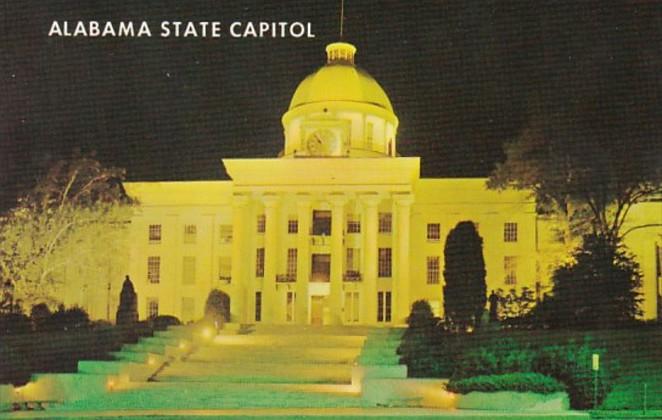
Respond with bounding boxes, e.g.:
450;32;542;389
310;295;325;325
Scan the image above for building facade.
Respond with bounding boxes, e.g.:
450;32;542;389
118;42;661;325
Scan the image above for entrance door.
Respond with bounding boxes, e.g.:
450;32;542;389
310;296;325;325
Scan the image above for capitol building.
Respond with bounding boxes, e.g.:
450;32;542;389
100;42;660;326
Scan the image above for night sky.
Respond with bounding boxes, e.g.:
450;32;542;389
1;1;660;210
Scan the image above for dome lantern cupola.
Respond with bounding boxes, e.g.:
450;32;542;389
325;42;356;65
281;42;399;158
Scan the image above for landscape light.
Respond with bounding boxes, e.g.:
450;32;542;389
201;326;213;339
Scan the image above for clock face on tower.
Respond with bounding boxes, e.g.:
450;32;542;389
305;129;340;156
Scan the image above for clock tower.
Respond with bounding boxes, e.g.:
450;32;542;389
281;42;399;158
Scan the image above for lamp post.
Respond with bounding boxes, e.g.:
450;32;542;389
592;353;600;409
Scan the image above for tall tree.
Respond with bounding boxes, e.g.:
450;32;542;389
489;110;660;247
0;154;132;309
488;16;662;247
547;234;642;328
443;221;487;330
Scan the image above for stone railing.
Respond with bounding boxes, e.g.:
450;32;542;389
343;271;362;282
276;274;296;283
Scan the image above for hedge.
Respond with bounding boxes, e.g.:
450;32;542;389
447;372;565;394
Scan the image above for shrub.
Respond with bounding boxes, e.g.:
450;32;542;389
450;339;612;409
116;275;138;327
398;300;456;377
451;339;536;380
533;343;611;409
150;315;181;331
0;312;31;335
204;289;230;326
447;372;565;394
30;303;52;331
546;234;642;329
406;300;438;331
49;305;90;331
0;342;30;385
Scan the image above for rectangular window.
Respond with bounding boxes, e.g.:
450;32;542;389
256;248;265;277
311;254;331;282
346;248;361;271
344;291;360;323
147;256;160;284
377;291;392;323
504;256;517;285
347;215;361;234
504;222;518;242
147;297;159;318
149;224;162;243
184;224;197;244
427;256;440;284
366;121;374;150
378;248;392;278
182;256;196;285
181;297;195;322
312;210;332;235
378;212;392;234
257;214;266;234
345;248;361;281
427;223;440;241
219;224;233;244
288;219;298;234
219;256;232;282
287;248;297;277
286;291;296;322
255;292;262;322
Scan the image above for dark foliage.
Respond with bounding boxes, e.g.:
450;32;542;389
48;305;90;331
544;234;642;329
0;323;153;386
533;344;612;409
0;312;31;335
449;338;612;409
447;372;565;394
0;341;30;385
397;301;463;377
443;221;487;330
115;276;138;326
30;303;52;331
205;289;230;326
451;338;536;380
150;315;181;331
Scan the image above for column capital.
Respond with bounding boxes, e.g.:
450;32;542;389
232;193;251;207
329;192;347;207
262;193;281;208
296;194;312;209
359;193;381;207
392;192;414;207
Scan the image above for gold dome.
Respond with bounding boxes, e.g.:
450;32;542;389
288;42;394;112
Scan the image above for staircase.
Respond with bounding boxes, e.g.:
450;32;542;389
53;323;405;411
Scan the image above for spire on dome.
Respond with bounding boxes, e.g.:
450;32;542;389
325;42;356;65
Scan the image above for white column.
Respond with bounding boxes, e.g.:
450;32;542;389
231;194;250;323
263;194;280;323
329;194;346;325
361;194;380;325
296;196;311;324
393;194;413;324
